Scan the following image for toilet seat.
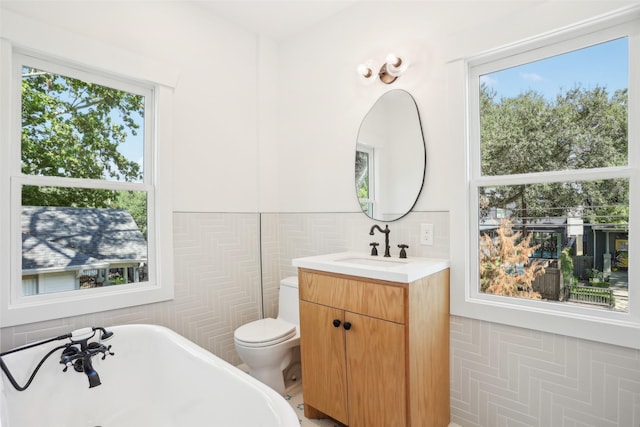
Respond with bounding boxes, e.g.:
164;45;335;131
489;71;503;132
234;318;297;348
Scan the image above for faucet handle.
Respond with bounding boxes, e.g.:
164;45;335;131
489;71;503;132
398;244;409;259
370;242;379;256
101;345;114;360
60;346;80;366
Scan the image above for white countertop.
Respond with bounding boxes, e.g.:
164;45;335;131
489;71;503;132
292;251;449;283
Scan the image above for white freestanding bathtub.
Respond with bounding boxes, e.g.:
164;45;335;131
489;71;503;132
0;324;299;427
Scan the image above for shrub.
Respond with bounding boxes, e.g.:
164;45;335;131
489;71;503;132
480;219;544;299
560;248;574;286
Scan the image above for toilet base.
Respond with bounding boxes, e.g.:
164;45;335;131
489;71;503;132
246;350;293;395
251;368;287;395
237;363;301;395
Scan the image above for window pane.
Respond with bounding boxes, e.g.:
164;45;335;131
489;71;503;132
355;150;370;197
478;179;628;312
356;148;373;216
21;66;144;182
21;186;148;296
479;38;628;176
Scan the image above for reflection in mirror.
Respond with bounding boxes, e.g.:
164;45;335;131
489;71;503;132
355;90;426;221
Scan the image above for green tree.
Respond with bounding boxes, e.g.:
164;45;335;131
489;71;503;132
479;84;628;226
21;66;143;208
116;191;148;238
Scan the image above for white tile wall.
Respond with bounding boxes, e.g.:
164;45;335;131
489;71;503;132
260;211;450;318
171;213;262;364
3;210;640;426
0;212;262;367
450;315;640;426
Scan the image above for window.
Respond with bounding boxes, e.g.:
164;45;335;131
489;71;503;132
19;56;150;296
464;14;639;347
1;41;175;326
356;144;375;216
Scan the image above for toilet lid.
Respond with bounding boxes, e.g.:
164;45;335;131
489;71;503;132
235;318;297;347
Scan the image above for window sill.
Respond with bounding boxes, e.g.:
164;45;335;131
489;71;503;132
1;282;174;327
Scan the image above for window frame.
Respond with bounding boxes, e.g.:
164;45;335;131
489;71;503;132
0;40;175;327
462;13;640;348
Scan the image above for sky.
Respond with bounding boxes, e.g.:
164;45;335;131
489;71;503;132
480;37;628;101
117;110;144;178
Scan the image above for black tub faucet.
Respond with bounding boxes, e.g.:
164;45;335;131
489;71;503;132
60;327;114;388
369;224;391;257
0;326;114;392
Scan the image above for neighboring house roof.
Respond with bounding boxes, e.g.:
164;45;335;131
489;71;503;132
22;233;107;273
22;206;147;274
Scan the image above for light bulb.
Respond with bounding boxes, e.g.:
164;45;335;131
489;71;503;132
357;63;373;79
384;53;407;77
385;53;401;67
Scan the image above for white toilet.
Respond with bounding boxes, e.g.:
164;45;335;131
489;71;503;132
234;276;300;394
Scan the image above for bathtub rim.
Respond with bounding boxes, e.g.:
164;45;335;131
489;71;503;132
0;323;300;427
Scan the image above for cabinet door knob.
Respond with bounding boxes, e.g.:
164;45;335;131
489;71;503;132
332;319;341;328
343;322;352;331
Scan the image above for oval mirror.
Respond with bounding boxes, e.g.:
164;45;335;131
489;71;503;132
355;89;426;221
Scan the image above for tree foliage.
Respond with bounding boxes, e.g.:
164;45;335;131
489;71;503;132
479;84;628;299
479;84;628;224
480;219;545;299
21;67;143;208
116;191;148;238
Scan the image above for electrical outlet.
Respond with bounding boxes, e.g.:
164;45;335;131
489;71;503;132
420;223;434;246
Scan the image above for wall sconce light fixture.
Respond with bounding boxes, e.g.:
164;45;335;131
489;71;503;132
358;53;408;84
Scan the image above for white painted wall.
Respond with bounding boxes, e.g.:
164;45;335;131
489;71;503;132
274;1;634;215
257;36;281;213
4;0;632;214
0;1;261;213
274;1;503;213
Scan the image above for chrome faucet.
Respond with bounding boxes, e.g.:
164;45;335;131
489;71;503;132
369;224;391;257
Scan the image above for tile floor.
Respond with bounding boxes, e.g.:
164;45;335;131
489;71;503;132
238;362;343;426
283;382;345;427
267;364;456;427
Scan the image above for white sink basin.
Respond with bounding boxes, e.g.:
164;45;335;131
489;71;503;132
292;252;449;283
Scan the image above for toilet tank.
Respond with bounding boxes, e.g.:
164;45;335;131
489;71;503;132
277;276;299;325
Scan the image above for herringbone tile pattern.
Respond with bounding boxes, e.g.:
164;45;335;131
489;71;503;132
1;212;262;367
4;211;640;427
260;211;450;320
172;212;262;365
451;315;640;426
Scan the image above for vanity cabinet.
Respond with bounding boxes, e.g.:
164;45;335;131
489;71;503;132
298;268;450;427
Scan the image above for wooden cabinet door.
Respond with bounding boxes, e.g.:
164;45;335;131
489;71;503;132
299;300;348;425
345;312;406;427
